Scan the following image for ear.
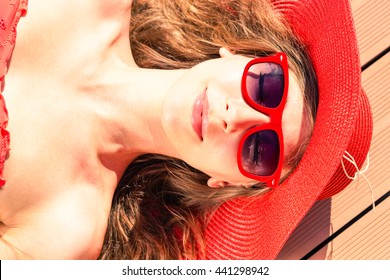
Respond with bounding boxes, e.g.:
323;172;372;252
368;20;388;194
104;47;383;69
207;177;230;189
219;47;235;58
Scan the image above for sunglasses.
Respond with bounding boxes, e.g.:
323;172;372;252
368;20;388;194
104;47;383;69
237;52;289;188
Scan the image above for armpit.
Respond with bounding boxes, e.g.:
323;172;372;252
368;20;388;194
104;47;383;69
0;224;31;259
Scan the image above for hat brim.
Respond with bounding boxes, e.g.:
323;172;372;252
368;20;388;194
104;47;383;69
204;0;366;259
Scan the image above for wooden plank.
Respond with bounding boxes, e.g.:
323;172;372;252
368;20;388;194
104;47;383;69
330;196;390;259
351;0;390;66
329;52;390;259
331;53;390;227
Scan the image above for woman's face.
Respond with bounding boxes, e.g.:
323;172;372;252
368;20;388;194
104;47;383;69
161;51;310;188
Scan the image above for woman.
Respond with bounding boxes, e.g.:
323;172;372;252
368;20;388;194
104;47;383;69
0;0;372;260
0;0;315;259
100;0;319;259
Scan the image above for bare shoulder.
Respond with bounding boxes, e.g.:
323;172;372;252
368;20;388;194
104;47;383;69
0;185;109;259
13;0;134;77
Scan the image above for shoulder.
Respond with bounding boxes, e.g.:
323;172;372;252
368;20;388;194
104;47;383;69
0;184;109;259
13;0;134;77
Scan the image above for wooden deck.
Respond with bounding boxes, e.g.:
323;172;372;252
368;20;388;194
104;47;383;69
277;0;390;260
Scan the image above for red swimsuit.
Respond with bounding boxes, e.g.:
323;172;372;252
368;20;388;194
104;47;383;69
0;0;28;187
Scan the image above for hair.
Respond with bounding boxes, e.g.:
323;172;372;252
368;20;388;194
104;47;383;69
99;0;318;259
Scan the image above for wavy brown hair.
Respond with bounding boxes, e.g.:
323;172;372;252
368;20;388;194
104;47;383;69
99;0;318;259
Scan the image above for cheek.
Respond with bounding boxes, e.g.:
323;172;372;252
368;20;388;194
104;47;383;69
195;140;241;178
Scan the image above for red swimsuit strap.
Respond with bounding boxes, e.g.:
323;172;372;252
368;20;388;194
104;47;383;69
0;0;28;187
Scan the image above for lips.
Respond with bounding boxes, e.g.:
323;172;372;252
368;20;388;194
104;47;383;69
192;91;208;141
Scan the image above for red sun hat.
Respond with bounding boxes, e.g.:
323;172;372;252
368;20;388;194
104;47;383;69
204;0;373;259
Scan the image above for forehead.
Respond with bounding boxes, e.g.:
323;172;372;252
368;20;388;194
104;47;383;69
282;70;309;164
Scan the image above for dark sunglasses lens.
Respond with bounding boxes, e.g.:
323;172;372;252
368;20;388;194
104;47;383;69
246;63;284;108
241;130;280;177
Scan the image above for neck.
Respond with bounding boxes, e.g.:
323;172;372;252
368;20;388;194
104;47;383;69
93;60;186;166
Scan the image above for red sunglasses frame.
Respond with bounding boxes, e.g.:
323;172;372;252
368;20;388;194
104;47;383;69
237;52;289;188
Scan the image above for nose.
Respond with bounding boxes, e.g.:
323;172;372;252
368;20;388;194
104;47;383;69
223;98;270;133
